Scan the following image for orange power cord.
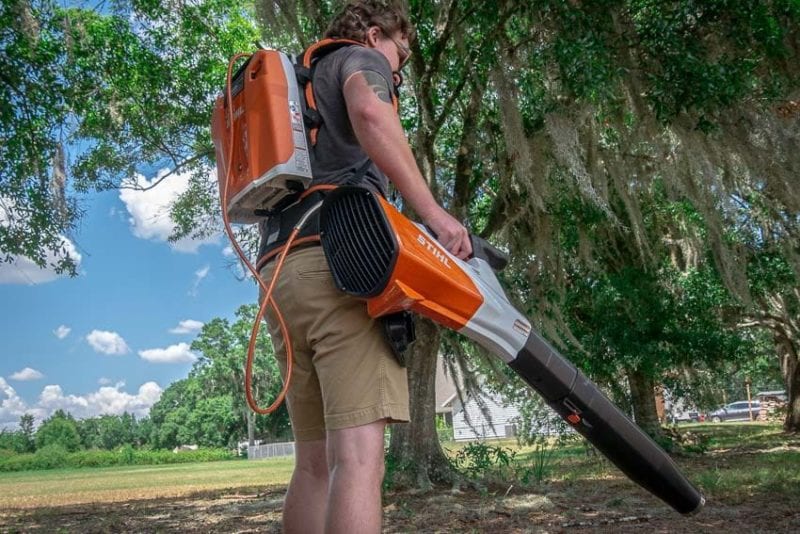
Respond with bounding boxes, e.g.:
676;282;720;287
220;53;300;415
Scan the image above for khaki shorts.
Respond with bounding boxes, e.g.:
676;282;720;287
260;246;409;441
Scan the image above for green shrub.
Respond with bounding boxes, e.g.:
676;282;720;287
33;444;69;469
0;452;37;472
382;450;414;491
435;415;454;443
119;444;135;465
518;436;558;485
450;442;517;481
35;417;81;452
0;447;236;472
70;449;119;468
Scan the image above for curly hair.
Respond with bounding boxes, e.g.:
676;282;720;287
324;0;414;43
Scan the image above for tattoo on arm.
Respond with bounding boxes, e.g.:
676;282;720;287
361;70;392;104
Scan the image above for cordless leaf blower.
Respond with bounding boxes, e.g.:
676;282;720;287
210;46;703;516
317;186;705;516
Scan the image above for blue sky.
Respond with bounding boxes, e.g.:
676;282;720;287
0;169;257;429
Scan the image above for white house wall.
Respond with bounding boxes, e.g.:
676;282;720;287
452;392;521;441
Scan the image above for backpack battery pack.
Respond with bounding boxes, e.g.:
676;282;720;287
211;50;313;224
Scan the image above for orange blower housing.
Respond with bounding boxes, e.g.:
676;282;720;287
319;188;490;331
211;49;313;224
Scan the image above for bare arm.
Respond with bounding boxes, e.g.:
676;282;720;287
342;70;472;258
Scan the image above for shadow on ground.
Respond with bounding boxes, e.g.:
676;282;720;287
1;475;799;533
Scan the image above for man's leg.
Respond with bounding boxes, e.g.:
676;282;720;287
325;420;387;534
283;439;329;533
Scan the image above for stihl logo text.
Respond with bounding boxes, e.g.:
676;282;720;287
417;234;452;269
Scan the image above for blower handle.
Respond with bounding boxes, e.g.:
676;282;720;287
422;224;509;272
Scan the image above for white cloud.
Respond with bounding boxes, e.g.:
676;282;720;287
0;377;32;428
98;377;113;386
189;265;210;297
139;343;197;364
119;169;220;253
0;236;83;285
196;265;210;280
54;325;71;339
10;368;44;381
37;382;162;420
169;319;204;334
86;330;130;355
1;378;163;429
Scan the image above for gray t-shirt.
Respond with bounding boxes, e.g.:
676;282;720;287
256;45;394;261
310;46;393;196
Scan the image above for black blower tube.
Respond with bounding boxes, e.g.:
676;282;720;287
509;331;704;515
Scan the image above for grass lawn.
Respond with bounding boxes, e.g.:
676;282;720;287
0;457;294;509
2;422;799;533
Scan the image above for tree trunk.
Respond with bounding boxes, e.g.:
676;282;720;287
626;367;664;441
246;409;255;446
387;318;455;489
779;339;800;432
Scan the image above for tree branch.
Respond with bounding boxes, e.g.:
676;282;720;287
118;149;213;191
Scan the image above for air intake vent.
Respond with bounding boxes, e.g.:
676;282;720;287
319;187;399;298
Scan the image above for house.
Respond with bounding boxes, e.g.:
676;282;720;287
435;356;521;441
435;356;457;427
447;390;521;441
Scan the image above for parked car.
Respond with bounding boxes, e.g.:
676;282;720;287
668;409;702;423
708;400;761;422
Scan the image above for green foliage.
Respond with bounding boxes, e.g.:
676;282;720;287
0;0;78;272
1;0;259;270
448;438;565;487
435;414;454;442
189;304;291;442
67;449;121;468
566;265;749;379
0;429;30;454
147;379;200;449
521;436;558;485
18;414;36;453
72;412;142;450
35;412;81;452
145;304;290;450
627;0;798;121
450;442;517;482
383;449;413;492
33;444;69;469
0;446;236;472
120;444;136;465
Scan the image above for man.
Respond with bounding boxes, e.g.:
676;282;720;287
258;1;471;532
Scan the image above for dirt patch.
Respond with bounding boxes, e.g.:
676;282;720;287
1;479;798;533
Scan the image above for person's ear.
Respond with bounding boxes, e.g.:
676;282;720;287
366;26;381;47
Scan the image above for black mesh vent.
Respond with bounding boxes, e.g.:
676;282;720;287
319;187;398;298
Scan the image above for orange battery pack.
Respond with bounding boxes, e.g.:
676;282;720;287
211;50;312;224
